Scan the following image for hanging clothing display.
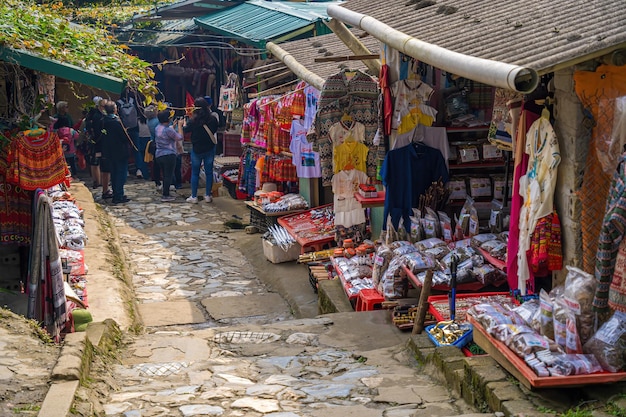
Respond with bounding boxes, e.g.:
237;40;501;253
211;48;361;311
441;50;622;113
332;169;368;228
309;69;380;186
6;129;69;191
593;152;626;313
517;117;561;294
329;120;365;147
303;84;320;131
28;189;67;342
506;104;540;291
333;139;369;174
381;142;448;232
0;145;33;246
289;118;320;179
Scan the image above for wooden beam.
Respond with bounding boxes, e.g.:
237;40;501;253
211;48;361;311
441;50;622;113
324;19;380;74
242;61;284;74
314;54;379;63
242;70;294;89
265;42;325;90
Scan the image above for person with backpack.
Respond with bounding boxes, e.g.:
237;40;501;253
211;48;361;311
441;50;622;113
101;101;131;204
85;97;112;198
183;97;219;203
116;87;142;179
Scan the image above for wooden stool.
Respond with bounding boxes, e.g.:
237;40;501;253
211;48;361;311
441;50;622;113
355;289;385;311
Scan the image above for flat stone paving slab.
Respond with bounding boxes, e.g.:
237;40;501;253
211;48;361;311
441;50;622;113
138;301;206;326
201;293;289;320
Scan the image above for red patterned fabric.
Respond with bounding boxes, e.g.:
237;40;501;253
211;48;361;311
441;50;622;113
6;129;69;191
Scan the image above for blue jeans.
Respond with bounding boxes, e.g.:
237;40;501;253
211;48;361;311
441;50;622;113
110;158;128;201
190;148;216;198
128;127;147;178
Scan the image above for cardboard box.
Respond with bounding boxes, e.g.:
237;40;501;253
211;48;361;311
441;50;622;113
262;239;301;264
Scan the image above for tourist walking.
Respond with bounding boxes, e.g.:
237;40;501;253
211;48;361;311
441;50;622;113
183;97;218;203
155;109;184;202
101;101;131;204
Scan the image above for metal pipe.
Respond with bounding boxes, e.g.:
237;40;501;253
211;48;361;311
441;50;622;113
266;41;325;90
327;5;538;93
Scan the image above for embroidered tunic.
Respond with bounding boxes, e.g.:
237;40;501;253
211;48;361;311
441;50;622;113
6;129;69;191
517;118;561;293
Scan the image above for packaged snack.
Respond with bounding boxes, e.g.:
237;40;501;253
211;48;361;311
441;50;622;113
447;177;467;200
468;177;492;198
415;237;447;251
438;211;453;244
482;143;503;160
409;215;422;243
550;354;603;376
417;270;450;286
512;298;540;326
565;309;583;354
424;245;451;260
472;264;500;285
459;145;480;163
553;297;568;348
562;266;597;345
401;252;437;274
538;289;555;340
583;310;626;372
508;330;551;356
471;233;499;248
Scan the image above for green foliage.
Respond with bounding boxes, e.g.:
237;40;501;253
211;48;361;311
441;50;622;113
0;0;159;101
606;401;626;417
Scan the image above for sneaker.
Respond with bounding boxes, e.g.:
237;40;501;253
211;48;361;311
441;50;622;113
112;197;131;204
161;195;176;202
136;169;143;179
156;184;163;191
186;196;198;203
170;185;176;191
204;195;213;203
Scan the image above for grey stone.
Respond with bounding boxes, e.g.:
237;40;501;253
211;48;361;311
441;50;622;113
179;404;224;416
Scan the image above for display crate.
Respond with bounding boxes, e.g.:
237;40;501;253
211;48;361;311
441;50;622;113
427;292;516;322
426;323;473;348
468;315;626;389
277;204;336;254
222;174;247;200
262;239;301;263
245;201;305;233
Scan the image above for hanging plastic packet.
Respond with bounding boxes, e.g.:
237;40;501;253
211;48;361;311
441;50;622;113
489;199;504;233
438;211;453;244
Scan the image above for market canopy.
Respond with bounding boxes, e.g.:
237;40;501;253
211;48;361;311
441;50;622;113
0;46;125;93
335;0;626;75
194;0;340;48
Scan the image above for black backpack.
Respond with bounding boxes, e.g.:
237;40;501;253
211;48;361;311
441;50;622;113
117;97;138;129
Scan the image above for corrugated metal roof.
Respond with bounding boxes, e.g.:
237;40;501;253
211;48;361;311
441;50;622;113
150;19;199;45
194;0;342;47
276;28;380;79
338;0;626;73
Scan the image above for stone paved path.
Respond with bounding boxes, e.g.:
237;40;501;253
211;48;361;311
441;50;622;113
82;177;476;417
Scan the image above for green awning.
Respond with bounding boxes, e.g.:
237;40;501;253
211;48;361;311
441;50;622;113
0;47;125;93
194;0;338;48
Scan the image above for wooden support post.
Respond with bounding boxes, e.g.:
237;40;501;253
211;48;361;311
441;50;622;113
412;269;433;335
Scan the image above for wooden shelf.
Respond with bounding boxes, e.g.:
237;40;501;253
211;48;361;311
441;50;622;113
445;126;490;133
468;315;626;390
449;161;508;170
